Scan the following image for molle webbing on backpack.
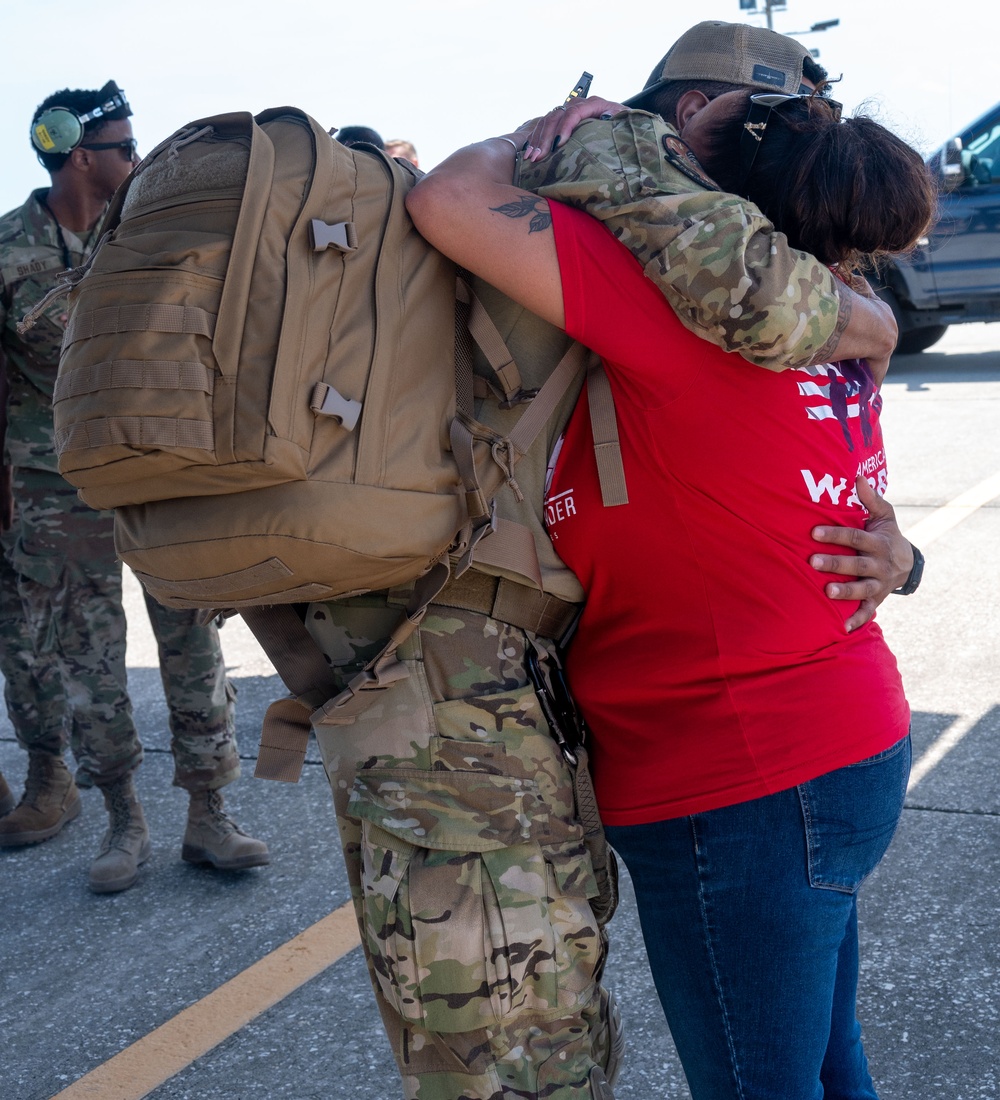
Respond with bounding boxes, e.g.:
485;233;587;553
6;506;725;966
458;279;529;405
64;302;216;345
53;359;214;403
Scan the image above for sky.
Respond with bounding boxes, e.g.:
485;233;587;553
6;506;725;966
2;0;997;212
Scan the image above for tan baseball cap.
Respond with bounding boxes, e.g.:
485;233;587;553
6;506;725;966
623;21;814;107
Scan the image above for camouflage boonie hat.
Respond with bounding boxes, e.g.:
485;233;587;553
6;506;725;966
623;20;813;106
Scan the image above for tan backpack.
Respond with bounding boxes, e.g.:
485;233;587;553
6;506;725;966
43;107;624;776
53;107;592;610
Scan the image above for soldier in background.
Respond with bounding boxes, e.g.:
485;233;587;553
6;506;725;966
334;124;385;149
385;138;419;167
0;82;269;892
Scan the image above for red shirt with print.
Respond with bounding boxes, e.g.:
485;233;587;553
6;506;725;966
545;203;909;825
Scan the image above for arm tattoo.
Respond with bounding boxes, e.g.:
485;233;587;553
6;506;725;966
490;196;552;234
813;288;852;365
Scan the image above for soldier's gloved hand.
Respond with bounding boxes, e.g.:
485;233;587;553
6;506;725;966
809;477;915;632
523;96;628;163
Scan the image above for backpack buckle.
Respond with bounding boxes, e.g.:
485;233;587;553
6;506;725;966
310;218;358;253
310;382;362;430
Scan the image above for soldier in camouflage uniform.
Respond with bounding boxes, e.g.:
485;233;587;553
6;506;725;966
304;289;621;1098
0;83;268;892
303;49;904;1090
308;595;618;1100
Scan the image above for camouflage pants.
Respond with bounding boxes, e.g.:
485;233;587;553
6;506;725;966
0;534;65;757
308;598;619;1100
0;467;239;791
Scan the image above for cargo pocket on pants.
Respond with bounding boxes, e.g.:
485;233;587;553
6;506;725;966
353;768;596;1034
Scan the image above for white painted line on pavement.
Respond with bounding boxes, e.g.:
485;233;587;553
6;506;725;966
902;469;1000;547
907;712;982;793
51;902;361;1100
900;472;1000;790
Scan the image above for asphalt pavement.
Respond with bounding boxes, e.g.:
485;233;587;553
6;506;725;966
2;326;999;1099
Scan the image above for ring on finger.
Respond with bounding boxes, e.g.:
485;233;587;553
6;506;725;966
554;105;567;112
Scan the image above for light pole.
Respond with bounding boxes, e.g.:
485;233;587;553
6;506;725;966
737;4;840;53
738;0;787;32
786;19;842;35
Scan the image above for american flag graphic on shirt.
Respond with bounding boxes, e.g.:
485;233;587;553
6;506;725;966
793;358;881;452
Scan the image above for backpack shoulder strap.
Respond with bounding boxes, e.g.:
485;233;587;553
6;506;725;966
587;363;629;507
455;340;629;585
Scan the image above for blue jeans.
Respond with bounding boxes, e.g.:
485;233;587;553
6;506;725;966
605;736;911;1100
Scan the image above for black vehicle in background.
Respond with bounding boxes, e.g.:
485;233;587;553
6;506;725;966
869;101;1000;354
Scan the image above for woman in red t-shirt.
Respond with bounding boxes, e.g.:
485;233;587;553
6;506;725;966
408;92;934;1100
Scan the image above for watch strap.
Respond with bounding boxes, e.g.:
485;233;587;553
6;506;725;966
892;543;924;595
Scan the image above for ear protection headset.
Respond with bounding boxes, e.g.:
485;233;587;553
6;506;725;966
30;81;131;156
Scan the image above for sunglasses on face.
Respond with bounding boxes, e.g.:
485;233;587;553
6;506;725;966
737;92;843;194
80;137;139;160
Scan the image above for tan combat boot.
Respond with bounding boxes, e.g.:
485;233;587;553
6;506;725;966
182;789;270;870
0;769;15;817
0;753;82;847
89;773;151;894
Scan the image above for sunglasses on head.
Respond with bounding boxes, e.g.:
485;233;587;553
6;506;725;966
80;137;139;159
737;92;843;194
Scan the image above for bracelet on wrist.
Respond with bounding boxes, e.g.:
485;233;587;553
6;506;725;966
491;136;519;152
892;542;924;595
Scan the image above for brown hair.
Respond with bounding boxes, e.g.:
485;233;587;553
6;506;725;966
698;94;937;269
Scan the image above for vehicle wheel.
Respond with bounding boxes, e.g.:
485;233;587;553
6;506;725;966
896;325;948;355
874;285;948;355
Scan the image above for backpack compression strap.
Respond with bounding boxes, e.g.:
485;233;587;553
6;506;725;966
244;560;449;782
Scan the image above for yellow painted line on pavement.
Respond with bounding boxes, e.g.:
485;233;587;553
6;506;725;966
52;902;361;1100
902;469;1000;547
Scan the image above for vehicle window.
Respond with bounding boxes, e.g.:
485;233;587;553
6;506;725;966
966;122;1000;183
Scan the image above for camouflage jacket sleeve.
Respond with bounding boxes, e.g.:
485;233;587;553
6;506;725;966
0;192;98;472
516;111;843;370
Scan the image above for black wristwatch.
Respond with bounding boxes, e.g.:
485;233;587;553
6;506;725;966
892;543;924;595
